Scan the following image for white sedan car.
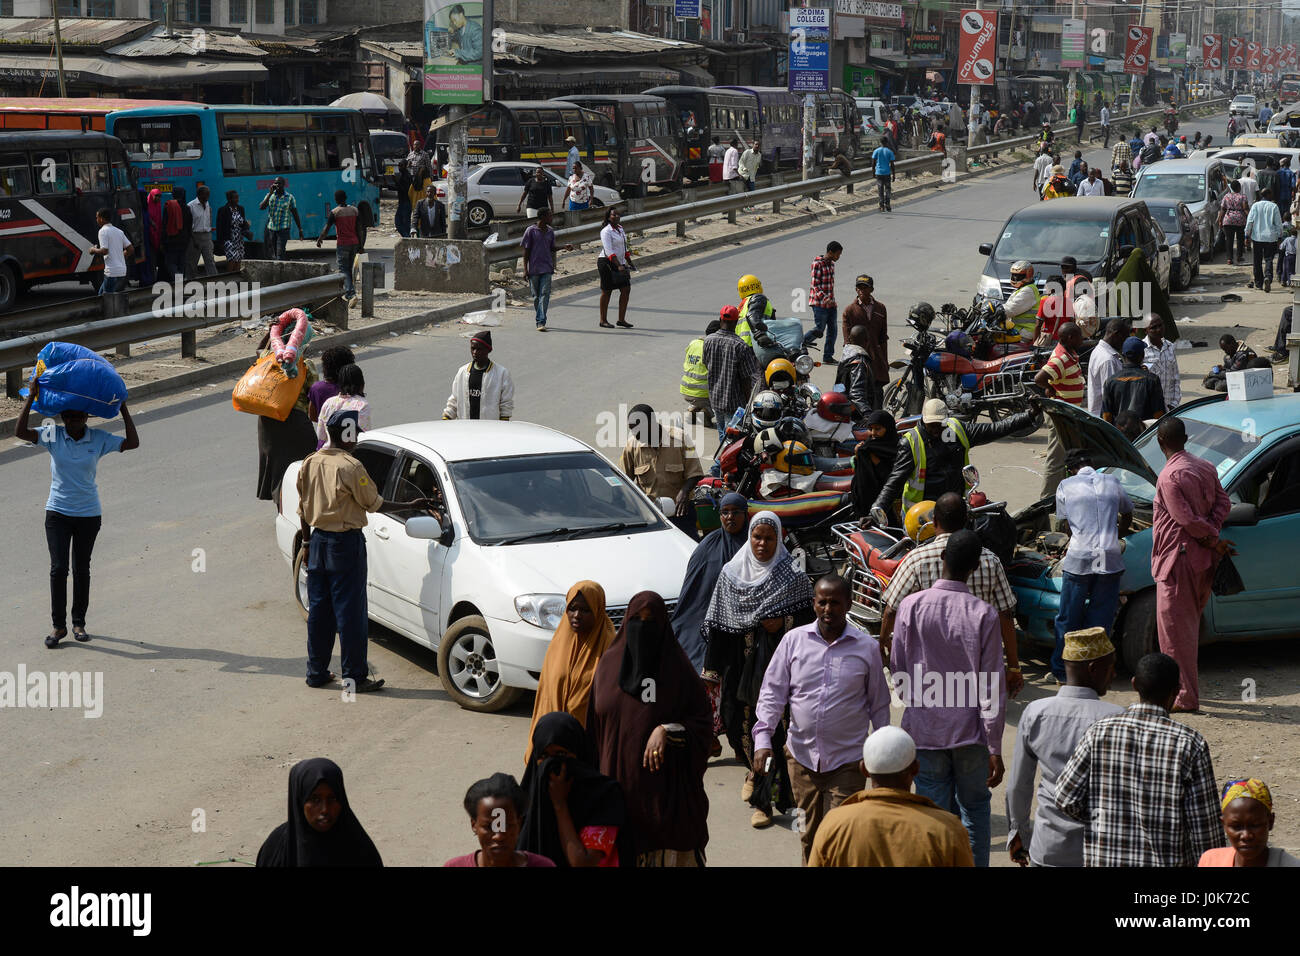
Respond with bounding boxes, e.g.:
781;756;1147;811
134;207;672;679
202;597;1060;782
276;421;695;712
436;162;622;229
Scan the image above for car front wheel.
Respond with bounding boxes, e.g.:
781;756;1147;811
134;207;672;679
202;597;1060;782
466;200;493;228
437;615;524;713
1118;589;1158;674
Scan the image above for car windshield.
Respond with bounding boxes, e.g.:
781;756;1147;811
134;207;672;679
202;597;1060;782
371;134;408;158
1133;173;1206;203
1102;417;1255;502
449;451;663;545
993;216;1112;262
1145;204;1184;234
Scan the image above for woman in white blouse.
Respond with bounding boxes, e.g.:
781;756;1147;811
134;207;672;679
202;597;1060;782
597;208;633;329
315;363;372;448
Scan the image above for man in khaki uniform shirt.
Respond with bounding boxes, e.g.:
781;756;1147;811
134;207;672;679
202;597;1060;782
619;404;704;531
810;726;974;867
296;410;436;692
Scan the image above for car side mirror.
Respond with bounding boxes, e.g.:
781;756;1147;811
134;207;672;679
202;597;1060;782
978;242;993;256
657;496;675;515
1224;502;1259;527
406;514;453;545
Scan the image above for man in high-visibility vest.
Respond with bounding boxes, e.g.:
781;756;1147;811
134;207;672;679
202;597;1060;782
681;319;719;426
735;273;776;350
869;398;1038;523
1002;260;1041;343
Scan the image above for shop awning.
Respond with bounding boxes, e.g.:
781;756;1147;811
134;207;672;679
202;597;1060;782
494;63;682;91
0;53;267;87
869;52;949;70
677;64;716;86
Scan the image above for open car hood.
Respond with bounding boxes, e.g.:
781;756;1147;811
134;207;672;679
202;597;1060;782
1041;398;1160;486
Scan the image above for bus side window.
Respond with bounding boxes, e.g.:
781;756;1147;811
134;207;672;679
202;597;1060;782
0;152;31;197
73;150;109;194
32;151;71;194
111;156;131;190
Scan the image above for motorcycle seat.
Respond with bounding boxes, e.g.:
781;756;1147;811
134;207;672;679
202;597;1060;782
967;354;1030;374
845;530;908;578
814;474;853;492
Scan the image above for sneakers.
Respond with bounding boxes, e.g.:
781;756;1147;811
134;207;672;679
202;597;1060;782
751;808;774;829
1265;279;1272;293
1270;351;1290;364
741;776;754;802
822;356;838;366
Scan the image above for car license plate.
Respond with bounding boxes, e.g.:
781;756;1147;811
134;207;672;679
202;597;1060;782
385;164;395;174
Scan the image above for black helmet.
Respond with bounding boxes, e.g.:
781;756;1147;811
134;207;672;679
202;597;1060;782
908;302;935;331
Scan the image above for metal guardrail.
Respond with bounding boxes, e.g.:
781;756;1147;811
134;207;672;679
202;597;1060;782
483;153;945;266
0;273;344;385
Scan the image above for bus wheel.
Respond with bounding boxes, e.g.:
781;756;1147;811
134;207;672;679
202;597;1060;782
0;263;18;313
466;201;493;228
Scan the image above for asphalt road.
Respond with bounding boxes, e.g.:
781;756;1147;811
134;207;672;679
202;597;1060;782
0;115;1236;867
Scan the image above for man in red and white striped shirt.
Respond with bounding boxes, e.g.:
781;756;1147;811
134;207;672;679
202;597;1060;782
1033;321;1085;501
803;241;843;365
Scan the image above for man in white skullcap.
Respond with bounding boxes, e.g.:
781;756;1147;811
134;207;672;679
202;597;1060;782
808;727;974;867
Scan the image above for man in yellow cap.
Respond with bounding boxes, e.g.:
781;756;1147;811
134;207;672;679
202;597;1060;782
1005;627;1123;867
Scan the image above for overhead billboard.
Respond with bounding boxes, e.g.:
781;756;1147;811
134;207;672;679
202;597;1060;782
1123;25;1152;76
956;8;998;86
1202;33;1222;71
423;0;486;105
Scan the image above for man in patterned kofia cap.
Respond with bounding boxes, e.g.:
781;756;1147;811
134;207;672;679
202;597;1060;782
1005;628;1124;867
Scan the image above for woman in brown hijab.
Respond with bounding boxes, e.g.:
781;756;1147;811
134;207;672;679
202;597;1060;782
525;581;617;762
587;591;711;866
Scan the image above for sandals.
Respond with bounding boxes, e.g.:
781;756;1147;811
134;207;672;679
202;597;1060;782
616;320;634;328
72;626;90;643
599;321;615;328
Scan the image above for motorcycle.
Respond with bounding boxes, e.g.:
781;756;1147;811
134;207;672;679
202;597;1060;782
831;466;1016;630
1163;110;1179;136
882;301;1044;437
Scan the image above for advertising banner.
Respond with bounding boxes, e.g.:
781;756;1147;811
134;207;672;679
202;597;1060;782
1247;41;1261;71
1123;25;1152;76
674;0;700;18
788;7;831;93
1265;47;1278;73
956;8;998;85
1228;37;1245;71
1168;32;1186;67
423;0;486;104
1061;18;1086;70
1202;34;1222;71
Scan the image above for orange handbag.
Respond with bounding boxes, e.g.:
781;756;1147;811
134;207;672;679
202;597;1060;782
231;352;306;421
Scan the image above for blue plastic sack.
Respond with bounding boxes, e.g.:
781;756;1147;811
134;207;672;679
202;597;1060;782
35;342;106;369
30;357;128;419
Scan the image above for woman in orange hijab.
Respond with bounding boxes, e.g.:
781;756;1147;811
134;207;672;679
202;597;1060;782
525;581;617;762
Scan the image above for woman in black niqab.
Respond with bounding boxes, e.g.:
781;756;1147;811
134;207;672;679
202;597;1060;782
256;757;383;867
520;711;627;866
851;410;899;519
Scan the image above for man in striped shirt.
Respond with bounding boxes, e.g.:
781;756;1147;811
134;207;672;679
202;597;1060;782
803;241;842;365
1033;322;1085;500
1142;314;1180;411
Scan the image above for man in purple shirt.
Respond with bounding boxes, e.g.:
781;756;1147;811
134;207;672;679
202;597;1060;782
1152;417;1232;713
520;208;570;331
890;530;1006;867
752;575;892;864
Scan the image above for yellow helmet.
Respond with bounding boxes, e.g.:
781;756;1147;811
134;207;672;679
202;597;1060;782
738;274;763;298
773;440;815;476
904;500;938;544
765;357;796;391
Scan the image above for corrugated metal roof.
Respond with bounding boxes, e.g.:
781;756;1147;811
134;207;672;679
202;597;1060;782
499;28;705;60
109;28;265;59
0;17;153;47
360;39;424;62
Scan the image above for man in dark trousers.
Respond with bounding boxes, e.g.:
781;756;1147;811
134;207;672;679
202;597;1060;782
840;275;888;409
702;305;761;450
296;410;435;692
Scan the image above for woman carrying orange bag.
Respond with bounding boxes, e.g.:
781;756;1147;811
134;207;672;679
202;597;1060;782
251;330;318;501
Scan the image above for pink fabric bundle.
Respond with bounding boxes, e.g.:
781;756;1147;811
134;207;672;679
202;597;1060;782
269;308;310;377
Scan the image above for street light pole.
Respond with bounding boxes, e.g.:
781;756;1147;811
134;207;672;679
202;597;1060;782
51;0;68;98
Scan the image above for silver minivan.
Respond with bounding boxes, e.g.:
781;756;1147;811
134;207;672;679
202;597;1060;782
1131;157;1236;259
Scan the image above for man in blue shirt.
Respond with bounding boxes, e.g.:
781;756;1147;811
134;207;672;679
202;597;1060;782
1050;449;1133;682
449;4;482;64
15;385;139;647
1246;186;1285;292
871;139;895;212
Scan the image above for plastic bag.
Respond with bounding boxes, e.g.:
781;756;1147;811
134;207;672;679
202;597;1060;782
231;352;307;421
460;311;501;326
23;342;127;419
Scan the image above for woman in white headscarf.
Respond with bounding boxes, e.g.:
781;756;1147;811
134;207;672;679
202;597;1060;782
702;512;814;825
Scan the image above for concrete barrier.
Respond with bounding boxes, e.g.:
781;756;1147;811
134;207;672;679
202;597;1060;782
394;239;490;294
241;260;345;326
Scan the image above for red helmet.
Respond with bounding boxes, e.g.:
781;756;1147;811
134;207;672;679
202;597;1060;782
816;390;853;423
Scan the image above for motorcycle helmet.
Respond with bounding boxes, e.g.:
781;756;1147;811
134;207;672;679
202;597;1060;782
945;330;974;358
908;302;935;331
752;427;782;457
765;358;797;392
751;390;784;428
816;390;853;423
773;440;815;476
904;500;938;544
737;274;764;299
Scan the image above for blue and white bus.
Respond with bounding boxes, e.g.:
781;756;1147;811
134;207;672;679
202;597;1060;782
105;105;380;253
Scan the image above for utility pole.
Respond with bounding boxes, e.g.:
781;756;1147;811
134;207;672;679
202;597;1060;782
51;0;68;97
967;0;982;147
447;0;493;240
1127;0;1147;116
1066;0;1078;124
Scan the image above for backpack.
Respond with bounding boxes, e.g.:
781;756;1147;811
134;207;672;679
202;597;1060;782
1139;143;1161;166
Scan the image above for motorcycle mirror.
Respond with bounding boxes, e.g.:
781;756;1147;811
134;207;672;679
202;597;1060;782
962;464;980;489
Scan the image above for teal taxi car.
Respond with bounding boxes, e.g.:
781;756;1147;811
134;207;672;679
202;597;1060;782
1007;394;1300;671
